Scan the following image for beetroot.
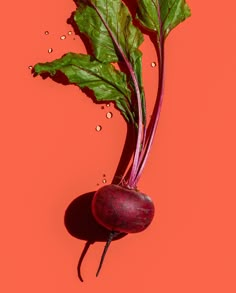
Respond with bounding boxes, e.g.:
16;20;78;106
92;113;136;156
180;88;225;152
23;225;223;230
92;184;155;276
92;184;155;233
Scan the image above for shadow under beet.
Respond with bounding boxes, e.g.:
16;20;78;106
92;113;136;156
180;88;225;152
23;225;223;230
64;191;126;281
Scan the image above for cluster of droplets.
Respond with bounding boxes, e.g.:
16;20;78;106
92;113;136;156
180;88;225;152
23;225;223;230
95;104;113;132
102;174;107;184
46;30;74;53
96;174;107;186
95;103;113;186
28;30;75;70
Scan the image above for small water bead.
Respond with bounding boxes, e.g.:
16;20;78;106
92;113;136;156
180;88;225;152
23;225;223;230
106;112;113;119
95;125;102;132
44;31;49;35
151;62;157;67
48;48;53;53
60;35;66;40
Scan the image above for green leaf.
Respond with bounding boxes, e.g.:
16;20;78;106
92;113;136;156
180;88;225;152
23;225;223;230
136;0;191;38
34;53;134;122
74;0;146;123
74;0;144;63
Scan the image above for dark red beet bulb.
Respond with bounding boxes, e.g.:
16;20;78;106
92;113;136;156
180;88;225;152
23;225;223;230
92;184;155;233
91;184;155;277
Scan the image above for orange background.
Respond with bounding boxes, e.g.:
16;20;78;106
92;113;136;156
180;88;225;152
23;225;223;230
1;0;236;292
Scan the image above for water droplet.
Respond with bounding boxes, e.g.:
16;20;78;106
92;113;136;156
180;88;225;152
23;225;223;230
106;103;110;107
106;112;113;119
102;179;107;184
48;48;53;54
68;31;72;35
60;35;66;40
44;31;49;35
28;65;33;70
151;62;157;67
95;125;102;132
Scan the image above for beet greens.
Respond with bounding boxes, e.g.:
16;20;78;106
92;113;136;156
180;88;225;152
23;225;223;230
33;0;191;279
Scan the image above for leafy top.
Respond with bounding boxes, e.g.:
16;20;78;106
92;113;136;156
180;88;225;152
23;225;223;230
75;0;144;63
136;0;191;38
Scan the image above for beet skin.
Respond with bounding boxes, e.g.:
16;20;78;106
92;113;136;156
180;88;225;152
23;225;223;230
91;184;155;233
